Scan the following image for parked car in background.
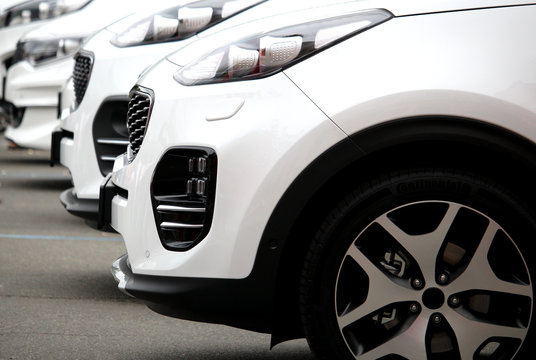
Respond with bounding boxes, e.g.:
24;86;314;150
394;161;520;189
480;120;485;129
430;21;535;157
2;0;145;149
0;0;92;132
101;1;536;359
51;0;274;224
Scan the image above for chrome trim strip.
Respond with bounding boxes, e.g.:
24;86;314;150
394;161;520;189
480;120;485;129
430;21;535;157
100;156;117;161
111;257;134;297
157;205;206;213
160;222;203;229
97;138;130;145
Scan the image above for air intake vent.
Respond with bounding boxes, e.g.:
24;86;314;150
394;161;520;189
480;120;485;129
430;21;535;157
126;86;153;161
92;97;129;175
151;147;217;251
73;51;94;107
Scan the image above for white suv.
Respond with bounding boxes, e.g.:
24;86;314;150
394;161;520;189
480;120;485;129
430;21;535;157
102;1;536;359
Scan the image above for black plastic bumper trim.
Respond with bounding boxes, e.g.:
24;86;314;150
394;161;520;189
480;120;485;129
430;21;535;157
99;174;114;229
113;253;274;333
50;129;73;166
59;187;99;221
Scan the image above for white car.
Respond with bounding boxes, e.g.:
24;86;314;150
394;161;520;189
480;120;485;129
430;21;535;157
52;0;295;224
102;1;536;359
0;0;91;131
2;0;146;150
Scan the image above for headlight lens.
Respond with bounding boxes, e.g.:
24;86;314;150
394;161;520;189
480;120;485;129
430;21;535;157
0;0;92;28
13;36;85;65
111;0;266;47
175;9;392;86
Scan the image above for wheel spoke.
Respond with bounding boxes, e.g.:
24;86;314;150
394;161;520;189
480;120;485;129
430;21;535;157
447;309;526;359
339;245;416;329
376;203;461;283
354;314;429;359
449;221;532;297
332;198;532;360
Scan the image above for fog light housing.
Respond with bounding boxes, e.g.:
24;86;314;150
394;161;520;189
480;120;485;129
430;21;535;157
151;147;217;251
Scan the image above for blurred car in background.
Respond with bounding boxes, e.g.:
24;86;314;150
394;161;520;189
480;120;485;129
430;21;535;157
0;0;92;132
2;0;146;149
100;0;536;359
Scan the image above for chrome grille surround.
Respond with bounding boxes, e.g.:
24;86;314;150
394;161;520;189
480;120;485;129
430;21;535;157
126;86;154;162
73;51;94;107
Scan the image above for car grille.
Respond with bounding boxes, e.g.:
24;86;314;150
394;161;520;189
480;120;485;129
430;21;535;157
127;87;153;160
73;51;93;107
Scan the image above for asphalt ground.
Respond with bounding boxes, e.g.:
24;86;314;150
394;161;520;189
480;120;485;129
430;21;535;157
0;136;314;360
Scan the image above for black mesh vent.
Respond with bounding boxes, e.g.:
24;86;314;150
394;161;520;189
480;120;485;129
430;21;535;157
73;51;93;106
127;87;153;159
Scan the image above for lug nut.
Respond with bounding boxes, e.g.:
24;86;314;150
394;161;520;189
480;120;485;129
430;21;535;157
438;273;449;285
432;314;442;324
409;303;420;313
412;278;424;289
449;296;460;307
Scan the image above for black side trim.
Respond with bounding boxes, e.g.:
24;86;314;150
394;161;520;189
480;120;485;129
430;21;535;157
98;174;128;230
59;187;98;221
50;129;73;166
98;174;115;229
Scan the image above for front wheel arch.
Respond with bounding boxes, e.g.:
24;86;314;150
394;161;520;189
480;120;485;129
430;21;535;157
266;116;536;346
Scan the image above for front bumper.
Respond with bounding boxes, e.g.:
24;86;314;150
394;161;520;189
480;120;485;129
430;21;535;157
3;107;58;150
111;253;276;333
107;60;348;280
59;187;99;222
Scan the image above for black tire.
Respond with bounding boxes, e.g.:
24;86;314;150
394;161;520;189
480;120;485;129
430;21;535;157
300;168;535;360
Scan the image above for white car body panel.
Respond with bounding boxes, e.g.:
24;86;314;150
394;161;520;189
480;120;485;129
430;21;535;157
285;5;536;143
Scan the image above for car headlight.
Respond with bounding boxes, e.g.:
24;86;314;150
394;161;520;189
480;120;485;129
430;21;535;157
0;0;92;28
174;8;392;86
110;0;266;47
13;36;85;66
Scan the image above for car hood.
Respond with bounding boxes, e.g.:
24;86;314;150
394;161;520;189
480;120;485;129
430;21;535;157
165;0;534;68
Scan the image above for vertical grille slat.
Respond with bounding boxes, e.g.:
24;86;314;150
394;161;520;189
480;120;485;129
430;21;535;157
126;88;153;160
73;52;93;107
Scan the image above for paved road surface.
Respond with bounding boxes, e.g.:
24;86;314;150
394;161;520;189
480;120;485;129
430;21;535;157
0;137;313;360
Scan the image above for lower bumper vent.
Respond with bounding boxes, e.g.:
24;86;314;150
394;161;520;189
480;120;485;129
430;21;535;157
151;147;217;251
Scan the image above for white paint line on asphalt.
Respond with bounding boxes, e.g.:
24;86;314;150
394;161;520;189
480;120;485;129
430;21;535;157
0;234;123;242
